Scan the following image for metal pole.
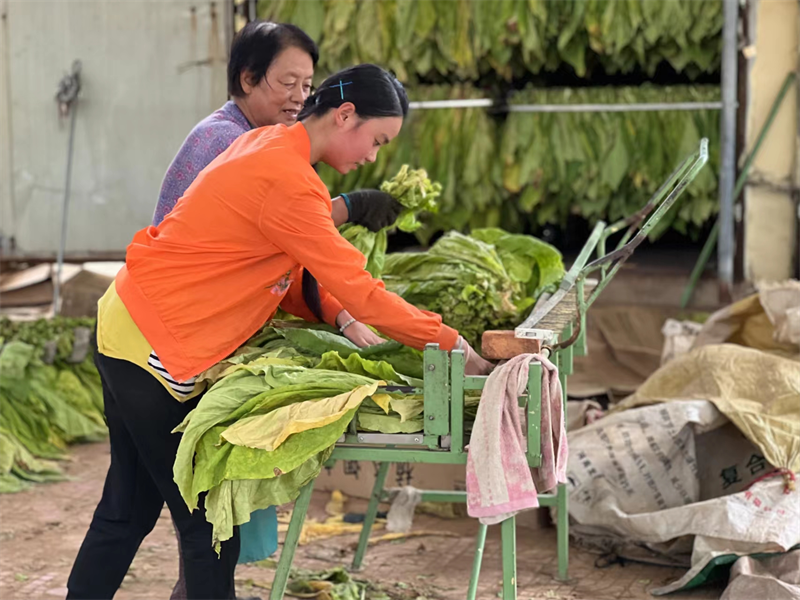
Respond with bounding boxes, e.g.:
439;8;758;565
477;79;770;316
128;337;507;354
717;0;739;302
407;99;723;113
506;101;724;113
53;60;81;315
408;98;493;110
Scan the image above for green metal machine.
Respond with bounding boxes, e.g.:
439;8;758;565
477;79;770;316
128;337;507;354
267;139;709;600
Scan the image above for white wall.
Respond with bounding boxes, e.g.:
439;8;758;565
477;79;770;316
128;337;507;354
0;0;228;255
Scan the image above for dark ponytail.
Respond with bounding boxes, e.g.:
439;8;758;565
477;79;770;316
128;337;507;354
298;64;408;122
301;269;324;323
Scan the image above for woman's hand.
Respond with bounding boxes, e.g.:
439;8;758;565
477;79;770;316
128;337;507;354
461;337;494;376
345;190;403;232
343;321;385;348
336;310;384;348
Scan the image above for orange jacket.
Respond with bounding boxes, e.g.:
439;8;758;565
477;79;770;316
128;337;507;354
116;123;458;381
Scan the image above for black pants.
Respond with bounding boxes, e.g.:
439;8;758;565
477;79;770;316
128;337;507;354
67;352;239;600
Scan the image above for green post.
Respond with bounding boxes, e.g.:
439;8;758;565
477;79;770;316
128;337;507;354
526;362;542;468
450;349;466;453
270;479;315;600
467;523;488;600
575;278;588;357
557;482;569;581
501;517;517;600
559;323;574;376
352;461;391;571
423;345;450;438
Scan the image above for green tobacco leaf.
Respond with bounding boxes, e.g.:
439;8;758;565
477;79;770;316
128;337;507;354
0;342;35;380
278;328;359;357
315;351;406;385
290;0;325;44
358;412;423;434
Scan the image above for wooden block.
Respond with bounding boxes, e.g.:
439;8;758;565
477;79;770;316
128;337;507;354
481;330;542;360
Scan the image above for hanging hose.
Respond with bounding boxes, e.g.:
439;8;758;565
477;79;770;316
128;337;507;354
52;59;82;315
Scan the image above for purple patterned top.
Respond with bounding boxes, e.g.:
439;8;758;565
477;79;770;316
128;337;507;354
152;101;252;226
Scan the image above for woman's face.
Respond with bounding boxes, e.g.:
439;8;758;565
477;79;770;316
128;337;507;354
324;106;403;174
239;46;314;127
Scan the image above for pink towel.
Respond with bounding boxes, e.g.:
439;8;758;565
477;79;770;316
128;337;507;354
466;353;568;525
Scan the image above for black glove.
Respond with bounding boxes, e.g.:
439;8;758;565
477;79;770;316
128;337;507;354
344;190;403;232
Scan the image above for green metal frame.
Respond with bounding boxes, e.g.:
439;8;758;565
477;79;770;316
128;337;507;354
269;341;573;600
267;140;711;599
517;138;709;349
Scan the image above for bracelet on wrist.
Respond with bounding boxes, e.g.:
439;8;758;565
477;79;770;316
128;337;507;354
450;336;465;353
339;317;357;333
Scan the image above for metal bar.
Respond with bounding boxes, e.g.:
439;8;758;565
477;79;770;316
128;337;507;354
527;362;542;468
467;524;488;600
419;491;467;503
331;447;467;464
350;433;425;445
718;0;739;301
341;434;437;446
581;140;709;310
535;493;558;507
507;101;724;113
464;376;488;390
593;143;708;260
560;324;574;377
270;480;315;600
558;351;568;412
680;72;797;309
574;278;588;358
557;483;570;581
408;98;493;110
501;517;517;600
352;462;390;571
600;147;694;241
407;99;723;113
450;349;465;454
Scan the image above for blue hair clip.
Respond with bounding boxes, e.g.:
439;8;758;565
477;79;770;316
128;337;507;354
332;79;352;100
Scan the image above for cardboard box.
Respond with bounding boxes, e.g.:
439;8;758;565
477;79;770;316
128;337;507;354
316;460;466;499
315;460;550;530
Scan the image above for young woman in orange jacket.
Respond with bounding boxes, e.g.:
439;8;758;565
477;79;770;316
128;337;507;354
67;63;492;600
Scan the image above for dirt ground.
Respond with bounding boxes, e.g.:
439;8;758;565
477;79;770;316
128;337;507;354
0;442;726;600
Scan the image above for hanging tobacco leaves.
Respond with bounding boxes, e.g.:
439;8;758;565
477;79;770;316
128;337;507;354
258;0;723;82
317;85;719;242
259;1;722;238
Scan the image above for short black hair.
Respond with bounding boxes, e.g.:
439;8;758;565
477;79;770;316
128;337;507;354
228;21;319;98
298;64;409;121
